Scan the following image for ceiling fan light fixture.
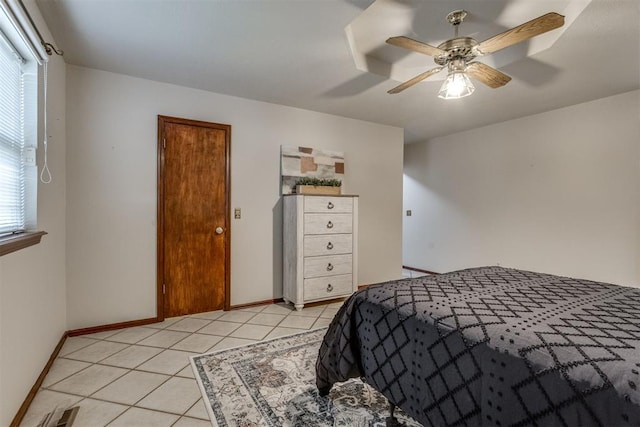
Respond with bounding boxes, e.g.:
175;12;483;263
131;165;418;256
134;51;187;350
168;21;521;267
438;70;475;99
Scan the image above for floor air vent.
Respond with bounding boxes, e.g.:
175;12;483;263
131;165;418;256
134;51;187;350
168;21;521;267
37;406;79;427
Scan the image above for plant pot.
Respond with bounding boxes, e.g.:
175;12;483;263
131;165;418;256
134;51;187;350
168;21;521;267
295;185;341;195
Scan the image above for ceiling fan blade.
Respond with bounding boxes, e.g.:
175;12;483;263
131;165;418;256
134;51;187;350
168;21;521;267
466;62;512;88
475;12;565;55
386;36;446;57
387;67;443;94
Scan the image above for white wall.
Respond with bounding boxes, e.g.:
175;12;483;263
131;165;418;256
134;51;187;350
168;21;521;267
66;65;404;329
0;3;67;425
403;90;640;287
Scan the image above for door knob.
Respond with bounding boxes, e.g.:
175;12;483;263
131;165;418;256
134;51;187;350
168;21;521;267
215;227;224;234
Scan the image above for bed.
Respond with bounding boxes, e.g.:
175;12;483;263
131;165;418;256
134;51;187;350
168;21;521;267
316;266;640;426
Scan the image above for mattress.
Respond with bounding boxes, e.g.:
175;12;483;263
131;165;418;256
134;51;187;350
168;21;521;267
316;266;640;426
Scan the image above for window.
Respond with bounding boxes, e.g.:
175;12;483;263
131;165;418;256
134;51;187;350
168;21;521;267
0;1;47;255
0;29;26;235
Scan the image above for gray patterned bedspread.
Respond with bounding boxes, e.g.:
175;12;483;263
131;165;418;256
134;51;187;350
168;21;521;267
316;266;640;426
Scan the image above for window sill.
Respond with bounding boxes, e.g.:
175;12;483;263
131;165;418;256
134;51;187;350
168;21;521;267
0;231;47;257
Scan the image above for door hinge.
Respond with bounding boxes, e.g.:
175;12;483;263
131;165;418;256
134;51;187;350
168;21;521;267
163;138;166;149
162;283;166;294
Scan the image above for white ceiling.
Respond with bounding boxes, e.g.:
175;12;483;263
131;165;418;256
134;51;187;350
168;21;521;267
36;0;640;143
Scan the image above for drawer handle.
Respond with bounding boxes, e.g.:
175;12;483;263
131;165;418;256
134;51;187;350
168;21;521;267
327;284;333;292
326;221;334;229
327;202;334;210
327;242;333;250
327;263;334;271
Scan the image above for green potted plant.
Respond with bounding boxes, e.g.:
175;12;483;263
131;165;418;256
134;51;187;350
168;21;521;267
295;177;342;195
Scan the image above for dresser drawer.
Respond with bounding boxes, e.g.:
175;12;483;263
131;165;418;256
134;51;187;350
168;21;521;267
304;214;352;235
304;274;353;301
304;234;352;257
304;196;353;213
304;254;352;278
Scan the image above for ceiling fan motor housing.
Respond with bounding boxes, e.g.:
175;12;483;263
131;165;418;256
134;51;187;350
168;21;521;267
434;37;478;66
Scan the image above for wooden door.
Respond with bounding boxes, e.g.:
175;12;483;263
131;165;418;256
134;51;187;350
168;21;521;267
157;116;231;318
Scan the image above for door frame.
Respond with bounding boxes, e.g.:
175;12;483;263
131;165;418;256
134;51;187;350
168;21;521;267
156;115;232;320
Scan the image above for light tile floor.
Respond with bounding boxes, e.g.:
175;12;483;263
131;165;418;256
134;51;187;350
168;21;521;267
21;301;344;427
21;269;427;426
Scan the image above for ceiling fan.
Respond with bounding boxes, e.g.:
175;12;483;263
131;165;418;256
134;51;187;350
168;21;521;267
386;10;565;99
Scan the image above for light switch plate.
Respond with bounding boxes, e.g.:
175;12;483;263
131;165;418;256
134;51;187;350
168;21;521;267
234;208;241;219
406;210;412;216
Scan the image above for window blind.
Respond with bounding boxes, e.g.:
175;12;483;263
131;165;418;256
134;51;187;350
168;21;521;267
0;31;25;235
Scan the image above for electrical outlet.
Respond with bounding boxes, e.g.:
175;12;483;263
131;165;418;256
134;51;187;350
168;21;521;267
234;208;241;219
406;210;412;216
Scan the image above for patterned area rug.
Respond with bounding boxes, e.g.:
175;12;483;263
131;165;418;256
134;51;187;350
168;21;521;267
190;328;421;426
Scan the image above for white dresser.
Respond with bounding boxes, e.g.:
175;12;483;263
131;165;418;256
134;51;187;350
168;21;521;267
283;194;359;310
